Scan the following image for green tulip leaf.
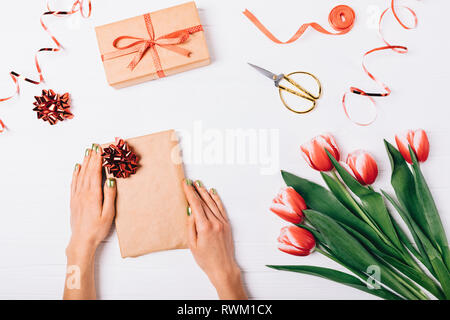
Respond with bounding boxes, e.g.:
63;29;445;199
320;172;362;217
282;171;388;251
409;146;450;270
303;209;422;300
384;140;432;240
382;190;434;275
326;151;403;251
267;265;403;300
382;190;450;298
343;220;444;300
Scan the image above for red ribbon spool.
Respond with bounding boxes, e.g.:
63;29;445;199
242;5;355;44
328;5;355;33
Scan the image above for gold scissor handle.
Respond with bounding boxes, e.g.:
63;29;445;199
278;71;322;114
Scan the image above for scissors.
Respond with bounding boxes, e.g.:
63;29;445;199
248;63;322;114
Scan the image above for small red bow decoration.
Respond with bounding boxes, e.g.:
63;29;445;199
102;138;139;178
33;89;73;125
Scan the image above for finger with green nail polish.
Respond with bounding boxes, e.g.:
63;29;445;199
195;180;203;188
107;178;116;188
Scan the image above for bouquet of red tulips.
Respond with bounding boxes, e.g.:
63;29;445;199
269;130;450;300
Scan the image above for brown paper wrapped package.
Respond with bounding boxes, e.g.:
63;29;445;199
95;1;210;88
103;130;188;258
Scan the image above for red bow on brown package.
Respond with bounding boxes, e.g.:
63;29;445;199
102;138;139;178
33;89;73;125
101;13;203;77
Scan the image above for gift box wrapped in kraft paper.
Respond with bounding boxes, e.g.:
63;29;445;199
95;1;210;88
103;130;188;258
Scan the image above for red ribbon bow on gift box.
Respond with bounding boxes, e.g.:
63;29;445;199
102;13;203;78
102;138;139;178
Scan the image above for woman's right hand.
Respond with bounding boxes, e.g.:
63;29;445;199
182;179;247;300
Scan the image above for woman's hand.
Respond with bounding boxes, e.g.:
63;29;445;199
183;179;247;300
68;145;117;255
64;144;117;300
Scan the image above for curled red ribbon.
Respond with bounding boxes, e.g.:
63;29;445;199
102;138;139;179
343;0;418;126
0;0;91;132
242;5;355;44
102;13;203;77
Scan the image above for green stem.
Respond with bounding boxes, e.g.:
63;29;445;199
330;171;421;273
387;268;430;300
330;171;391;245
316;247;423;300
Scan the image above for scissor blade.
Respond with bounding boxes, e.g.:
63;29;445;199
248;63;277;81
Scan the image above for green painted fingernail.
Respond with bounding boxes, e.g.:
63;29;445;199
91;143;96;150
195;180;203;188
95;145;101;154
107;178;116;188
185;179;193;186
211;188;217;195
85;148;91;156
187;206;192;216
74;164;80;172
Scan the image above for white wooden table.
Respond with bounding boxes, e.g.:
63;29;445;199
0;0;449;299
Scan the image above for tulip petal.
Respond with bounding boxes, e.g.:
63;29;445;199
278;242;309;256
285;226;315;252
277;226;315;256
277;226;289;243
340;160;358;180
270;203;302;224
346;154;365;184
395;133;412;164
310;139;333;171
321;133;340;161
413;129;430;162
283;187;307;214
348;150;378;185
361;154;378;185
301;134;341;171
300;142;317;170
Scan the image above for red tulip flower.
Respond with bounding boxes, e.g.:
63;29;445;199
395;129;430;164
344;150;379;185
270;187;306;224
278;226;316;256
301;134;340;171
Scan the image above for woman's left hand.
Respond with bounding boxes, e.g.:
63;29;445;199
68;145;117;256
64;144;117;300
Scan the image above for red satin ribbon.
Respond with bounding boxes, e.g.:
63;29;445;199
343;0;418;126
0;0;91;132
102;13;203;78
242;5;355;44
